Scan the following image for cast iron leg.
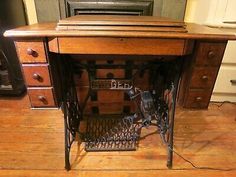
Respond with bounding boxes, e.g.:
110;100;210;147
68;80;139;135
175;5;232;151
61;59;82;171
64;116;71;171
167;103;175;169
62;85;81;170
166;71;181;169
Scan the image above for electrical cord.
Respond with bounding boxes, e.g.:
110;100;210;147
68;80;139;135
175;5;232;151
211;101;236;108
132;87;236;172
168;145;236;171
160;133;236;171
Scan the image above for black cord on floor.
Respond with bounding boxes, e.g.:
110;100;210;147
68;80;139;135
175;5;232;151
167;144;236;171
211;101;236;108
159;132;235;171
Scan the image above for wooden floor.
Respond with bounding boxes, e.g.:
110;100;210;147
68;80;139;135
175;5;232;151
0;95;236;177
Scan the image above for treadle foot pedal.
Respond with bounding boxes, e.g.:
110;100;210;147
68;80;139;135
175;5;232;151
84;116;139;151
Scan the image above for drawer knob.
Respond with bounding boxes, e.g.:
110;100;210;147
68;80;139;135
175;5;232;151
32;73;41;81
195;97;202;102
208;51;215;59
201;75;208;81
107;60;114;64
106;72;114;79
38;96;47;104
27;48;37;57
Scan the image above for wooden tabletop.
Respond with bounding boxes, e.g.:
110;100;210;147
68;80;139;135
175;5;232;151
57;15;185;27
3;15;236;40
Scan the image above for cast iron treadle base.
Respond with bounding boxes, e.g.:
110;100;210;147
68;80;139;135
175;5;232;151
84;115;139;151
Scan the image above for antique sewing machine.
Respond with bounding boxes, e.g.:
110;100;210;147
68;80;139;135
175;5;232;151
4;15;236;170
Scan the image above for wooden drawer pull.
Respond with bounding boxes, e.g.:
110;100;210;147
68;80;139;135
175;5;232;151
201;75;208;81
38;95;48;104
106;72;114;79
32;73;42;81
195;97;202;102
27;48;38;57
230;80;236;84
107;60;114;64
207;51;215;59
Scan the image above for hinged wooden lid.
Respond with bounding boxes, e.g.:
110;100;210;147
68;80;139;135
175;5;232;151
56;15;187;33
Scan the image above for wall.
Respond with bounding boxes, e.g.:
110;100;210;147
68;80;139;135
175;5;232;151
185;0;236;27
23;0;37;24
185;0;213;24
25;0;186;23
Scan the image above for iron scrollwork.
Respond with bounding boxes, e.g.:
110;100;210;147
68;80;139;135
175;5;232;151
61;57;182;170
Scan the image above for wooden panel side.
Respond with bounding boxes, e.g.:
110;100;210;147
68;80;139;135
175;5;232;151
48;37;59;53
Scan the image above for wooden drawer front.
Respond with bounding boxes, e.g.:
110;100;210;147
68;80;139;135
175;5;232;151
213;66;236;93
195;42;227;67
189;67;218;88
97;103;131;114
96;59;125;65
96;69;125;79
15;39;47;63
56;37;186;55
184;90;212;108
28;87;56;107
97;90;124;103
87;102;136;115
22;64;51;86
76;87;125;104
222;41;236;64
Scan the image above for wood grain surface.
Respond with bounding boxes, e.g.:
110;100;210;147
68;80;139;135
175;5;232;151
57;15;186;27
22;64;51;86
15;39;47;63
27;87;56;107
0;95;235;176
55;37;186;55
4;23;236;40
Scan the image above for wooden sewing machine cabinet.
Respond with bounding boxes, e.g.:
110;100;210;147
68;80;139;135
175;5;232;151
4;15;236;170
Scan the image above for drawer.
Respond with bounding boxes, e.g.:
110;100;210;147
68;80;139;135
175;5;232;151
213;65;236;93
184;89;212;108
96;59;125;65
76;87;125;103
195;42;227;67
211;93;236;103
189;67;218;88
97;90;124;102
96;69;125;79
22;64;51;86
88;102;135;114
222;41;236;64
15;39;47;63
27;87;56;107
56;37;186;55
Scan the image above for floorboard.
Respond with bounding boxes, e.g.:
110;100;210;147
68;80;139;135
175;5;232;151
0;96;235;176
